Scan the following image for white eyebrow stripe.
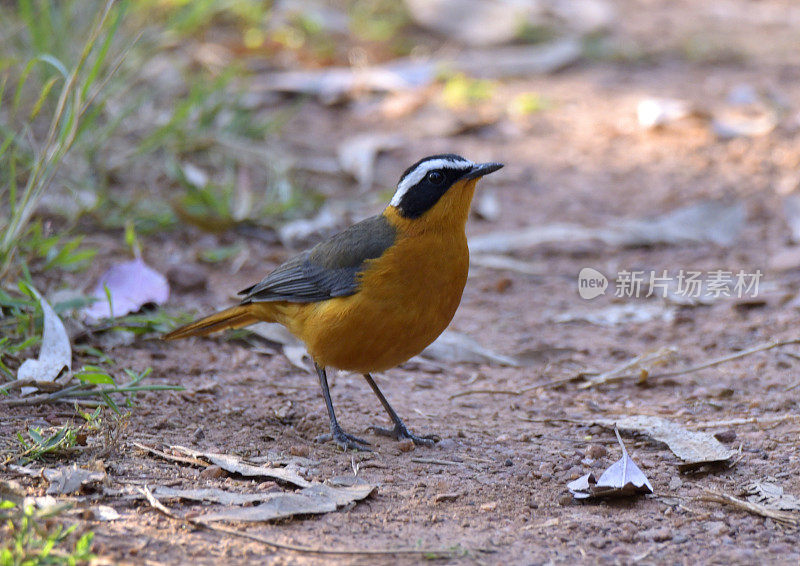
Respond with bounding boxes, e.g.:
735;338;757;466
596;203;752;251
389;157;474;207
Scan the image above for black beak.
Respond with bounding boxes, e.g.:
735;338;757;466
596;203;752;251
463;162;504;180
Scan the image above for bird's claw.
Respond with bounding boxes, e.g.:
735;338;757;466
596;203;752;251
316;427;372;452
368;423;438;447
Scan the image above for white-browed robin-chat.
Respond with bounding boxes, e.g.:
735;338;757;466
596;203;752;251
165;154;503;450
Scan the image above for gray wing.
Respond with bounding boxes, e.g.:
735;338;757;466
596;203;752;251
238;214;396;304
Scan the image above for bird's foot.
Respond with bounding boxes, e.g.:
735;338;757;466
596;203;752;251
368;422;438;447
316;426;371;452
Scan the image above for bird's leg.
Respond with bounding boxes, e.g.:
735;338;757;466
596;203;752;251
363;373;438;447
313;363;370;451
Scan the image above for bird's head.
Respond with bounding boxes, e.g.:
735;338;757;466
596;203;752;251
385;154;503;231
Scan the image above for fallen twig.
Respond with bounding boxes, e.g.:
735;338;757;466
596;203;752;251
699;488;800;526
131;442;210;468
410;457;462;466
581;338;800;389
137;484;464;557
689;415;800;429
449;375;578;400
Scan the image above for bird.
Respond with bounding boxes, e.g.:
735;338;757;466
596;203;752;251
164;154;503;451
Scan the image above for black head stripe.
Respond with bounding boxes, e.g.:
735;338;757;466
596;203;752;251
393;154;474;219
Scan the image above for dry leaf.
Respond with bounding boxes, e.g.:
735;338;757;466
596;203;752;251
469;201;746;253
418;330;520;367
553;303;675;327
598;415;735;470
83;258;169;321
43;465;105;495
17;291;72;395
195;481;376;523
337;134;403;191
153;486;281;506
248;322;310;371
171;446;311;488
743;481;800;512
637;98;692;129
568;429;653;500
82;505;121;521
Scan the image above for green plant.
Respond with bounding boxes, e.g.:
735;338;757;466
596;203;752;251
0;500;94;565
15;425;79;464
440;72;496;109
0;0;130;278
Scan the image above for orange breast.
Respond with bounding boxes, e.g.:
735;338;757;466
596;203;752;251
273;227;469;373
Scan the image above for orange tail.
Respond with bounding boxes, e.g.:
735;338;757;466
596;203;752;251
163;304;270;340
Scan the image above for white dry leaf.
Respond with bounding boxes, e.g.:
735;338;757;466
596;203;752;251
637;98;691;129
599;415;735;470
82;258;169;321
553;303;675;327
782;194;800;244
83;505;121;521
337;133;403;192
419;330;520;367
171;446;311;488
17;291;72;395
568;428;653;500
195;481;376;523
470;200;746;253
248;322;311;372
153;486;283;506
743;481;800;512
278;207;342;248
43;465;105;495
712;110;776;140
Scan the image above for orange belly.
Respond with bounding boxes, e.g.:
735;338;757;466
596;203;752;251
270;229;469;372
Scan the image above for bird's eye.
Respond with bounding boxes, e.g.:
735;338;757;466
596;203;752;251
427;171;444;184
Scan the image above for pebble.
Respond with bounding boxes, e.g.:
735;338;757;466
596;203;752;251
479;501;498;512
714;430;737;443
167;264;208;292
199;465;226;480
705;521;729;536
636;527;673;542
289;445;309;457
398;439;415;453
586;444;607;459
557;493;573;506
433;492;460;503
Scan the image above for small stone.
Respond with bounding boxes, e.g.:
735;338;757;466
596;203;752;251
558;493;573;506
199;465;226;480
479;501;497;512
705;521;728;537
167;264;207;293
714;430;737;443
636;527;673;542
193;427;205;441
668;476;683;491
586;444;607;459
289;445;309;457
504;459;513;467
433;492;460;503
495;434;509;443
398;439;415;453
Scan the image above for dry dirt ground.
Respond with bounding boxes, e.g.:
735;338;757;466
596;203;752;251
5;1;800;564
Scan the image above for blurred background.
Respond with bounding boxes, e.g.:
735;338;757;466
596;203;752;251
3;0;798;286
3;2;800;562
